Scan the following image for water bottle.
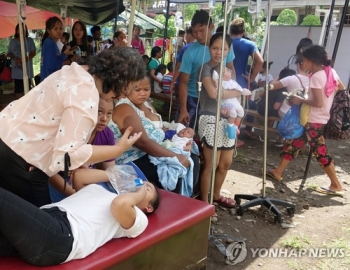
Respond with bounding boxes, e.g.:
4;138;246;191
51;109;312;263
106;165;145;194
75;46;82;57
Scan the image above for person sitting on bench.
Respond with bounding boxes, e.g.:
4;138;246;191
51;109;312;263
48;98;116;202
0;168;160;266
109;74;200;193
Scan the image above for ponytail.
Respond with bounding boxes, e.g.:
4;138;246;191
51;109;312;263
303;45;332;67
41;31;49;47
323;57;332;67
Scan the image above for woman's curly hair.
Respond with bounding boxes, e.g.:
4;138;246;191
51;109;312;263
87;48;145;96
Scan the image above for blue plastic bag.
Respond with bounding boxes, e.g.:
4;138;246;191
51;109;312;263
277;105;304;139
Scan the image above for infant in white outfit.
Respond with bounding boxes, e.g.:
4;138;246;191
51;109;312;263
171;127;195;151
212;67;251;138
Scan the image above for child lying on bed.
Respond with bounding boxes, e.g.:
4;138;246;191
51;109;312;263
0;168;160;266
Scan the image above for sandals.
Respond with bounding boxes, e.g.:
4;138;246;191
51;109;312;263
314;186;344;197
213;196;236;208
266;168;283;182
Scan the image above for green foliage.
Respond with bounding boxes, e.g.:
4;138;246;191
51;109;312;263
301;14;321;26
153;14;176;38
233;7;252;32
0;38;10;54
211;4;224;22
276;9;297;25
184;4;198;22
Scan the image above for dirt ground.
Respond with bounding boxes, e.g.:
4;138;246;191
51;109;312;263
1;93;349;269
207;130;350;270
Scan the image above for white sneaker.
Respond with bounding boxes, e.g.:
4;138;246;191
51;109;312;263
242;88;252;96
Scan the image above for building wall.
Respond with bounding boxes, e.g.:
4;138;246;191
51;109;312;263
267;26;350;87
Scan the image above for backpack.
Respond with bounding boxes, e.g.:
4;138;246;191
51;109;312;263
324;90;350;140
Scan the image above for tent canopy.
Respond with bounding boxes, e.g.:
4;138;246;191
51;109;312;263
169;0;348;6
0;1;60;38
118;8;165;30
3;0;125;25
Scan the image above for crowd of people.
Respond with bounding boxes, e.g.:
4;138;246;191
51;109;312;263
0;8;346;266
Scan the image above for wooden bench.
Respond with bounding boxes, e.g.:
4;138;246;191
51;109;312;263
150;92;176;103
0;190;214;270
242;109;280;133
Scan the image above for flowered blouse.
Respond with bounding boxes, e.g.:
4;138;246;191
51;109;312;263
108;98;165;164
0;63;98;176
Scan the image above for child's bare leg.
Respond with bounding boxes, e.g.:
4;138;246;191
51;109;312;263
234;117;242;126
228;117;236;125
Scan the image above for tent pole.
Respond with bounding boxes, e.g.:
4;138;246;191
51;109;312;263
162;0;171;64
209;0;230;205
16;0;29;95
260;1;273;58
114;0;120;33
262;0;272;198
331;0;349;64
127;0;137;47
323;0;336;48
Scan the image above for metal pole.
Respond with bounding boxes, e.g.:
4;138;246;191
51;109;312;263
113;0;120;33
332;0;349;64
16;0;29;95
162;0;171;64
323;0;336;48
262;0;272;198
127;0;137;46
260;2;273;58
209;0;230;205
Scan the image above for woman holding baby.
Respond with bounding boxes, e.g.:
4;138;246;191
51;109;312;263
198;33;244;212
109;75;200;194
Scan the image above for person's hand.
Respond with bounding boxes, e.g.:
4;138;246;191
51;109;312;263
220;108;230;118
183;141;192;151
243;74;254;83
290;95;303;105
71;54;81;62
178;110;190;126
175;154;190;168
14;57;22;64
63;46;74;56
116;126;142;151
170;81;175;94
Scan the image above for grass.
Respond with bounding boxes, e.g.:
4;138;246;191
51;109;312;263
305;182;319;190
324;237;350;250
234;151;250;164
281;235;311;250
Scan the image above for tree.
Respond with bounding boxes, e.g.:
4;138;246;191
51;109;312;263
300;15;321;26
276;9;297;25
184;4;198;23
153;14;176;38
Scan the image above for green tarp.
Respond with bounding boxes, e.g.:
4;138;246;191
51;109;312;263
3;0;125;24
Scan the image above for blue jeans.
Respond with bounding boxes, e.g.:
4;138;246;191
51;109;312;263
0;187;73;265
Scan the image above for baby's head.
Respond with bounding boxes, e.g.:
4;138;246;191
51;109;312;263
177;127;194;139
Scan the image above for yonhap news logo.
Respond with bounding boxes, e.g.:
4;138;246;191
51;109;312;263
225;241;346;265
225;241;248;265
